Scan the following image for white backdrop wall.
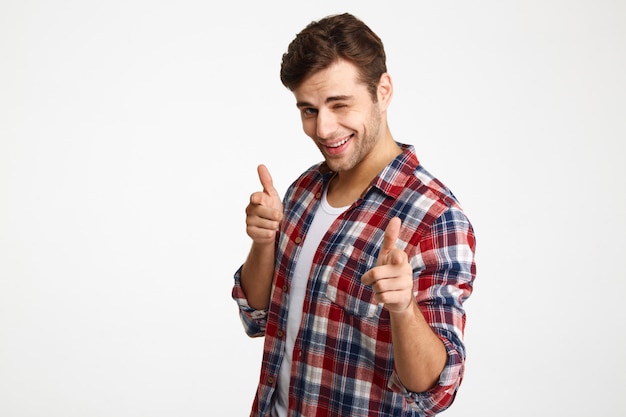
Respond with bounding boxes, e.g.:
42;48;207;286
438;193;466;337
1;1;625;416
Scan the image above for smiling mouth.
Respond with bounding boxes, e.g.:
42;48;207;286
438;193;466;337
325;135;352;149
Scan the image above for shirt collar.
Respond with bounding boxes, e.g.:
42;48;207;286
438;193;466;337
314;142;419;200
372;143;420;199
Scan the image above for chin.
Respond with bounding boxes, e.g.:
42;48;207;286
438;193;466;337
324;158;354;173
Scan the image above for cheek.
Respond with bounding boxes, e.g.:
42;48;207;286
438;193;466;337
301;119;317;138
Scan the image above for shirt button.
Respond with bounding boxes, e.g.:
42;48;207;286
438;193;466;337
276;330;283;338
267;376;274;384
282;284;288;292
295;236;302;244
315;191;322;199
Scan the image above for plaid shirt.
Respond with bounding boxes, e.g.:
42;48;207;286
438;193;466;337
232;144;476;417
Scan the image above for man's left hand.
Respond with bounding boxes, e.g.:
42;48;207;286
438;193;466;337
361;217;414;313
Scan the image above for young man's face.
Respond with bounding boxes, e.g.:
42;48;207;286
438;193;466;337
293;59;388;174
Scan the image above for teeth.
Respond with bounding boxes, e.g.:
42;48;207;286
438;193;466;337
327;137;350;148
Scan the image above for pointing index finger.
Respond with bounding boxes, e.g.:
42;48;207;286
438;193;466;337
382;217;401;253
257;164;278;197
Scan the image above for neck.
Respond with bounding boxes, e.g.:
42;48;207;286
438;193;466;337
326;136;402;208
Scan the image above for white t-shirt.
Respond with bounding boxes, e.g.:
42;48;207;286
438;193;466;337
272;188;349;417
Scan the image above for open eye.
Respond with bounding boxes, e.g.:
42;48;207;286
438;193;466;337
301;107;318;118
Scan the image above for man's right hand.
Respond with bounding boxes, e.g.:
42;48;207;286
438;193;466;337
245;164;284;245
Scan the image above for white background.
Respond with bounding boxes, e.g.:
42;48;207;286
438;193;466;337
1;1;625;416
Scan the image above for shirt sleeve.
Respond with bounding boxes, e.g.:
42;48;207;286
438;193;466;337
389;206;476;414
231;265;269;338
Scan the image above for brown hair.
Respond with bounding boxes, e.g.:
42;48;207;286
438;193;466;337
280;13;387;100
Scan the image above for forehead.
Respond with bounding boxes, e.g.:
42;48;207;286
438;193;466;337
294;60;368;103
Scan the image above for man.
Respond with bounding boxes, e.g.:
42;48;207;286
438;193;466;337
232;13;476;417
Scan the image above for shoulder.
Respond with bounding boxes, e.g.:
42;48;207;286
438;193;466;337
411;164;461;208
395;163;473;239
282;161;330;204
285;162;324;191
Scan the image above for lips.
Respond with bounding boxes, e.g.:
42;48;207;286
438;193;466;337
323;134;353;155
327;136;351;148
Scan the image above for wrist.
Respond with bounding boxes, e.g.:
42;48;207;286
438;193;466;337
388;299;419;319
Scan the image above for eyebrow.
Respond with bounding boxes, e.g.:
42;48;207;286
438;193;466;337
296;95;354;108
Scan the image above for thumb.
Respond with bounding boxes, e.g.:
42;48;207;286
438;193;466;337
257;164;278;197
378;217;401;265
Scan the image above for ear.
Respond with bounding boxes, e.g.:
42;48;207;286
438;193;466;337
376;73;393;111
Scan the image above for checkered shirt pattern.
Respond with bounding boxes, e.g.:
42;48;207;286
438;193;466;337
232;143;476;416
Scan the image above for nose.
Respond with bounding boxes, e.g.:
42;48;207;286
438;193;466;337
316;108;337;140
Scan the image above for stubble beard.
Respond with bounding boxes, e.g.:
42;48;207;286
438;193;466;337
322;107;382;174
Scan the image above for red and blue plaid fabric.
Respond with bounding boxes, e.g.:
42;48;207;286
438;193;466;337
233;144;476;416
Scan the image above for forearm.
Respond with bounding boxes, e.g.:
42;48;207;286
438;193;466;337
390;301;447;393
240;242;276;310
